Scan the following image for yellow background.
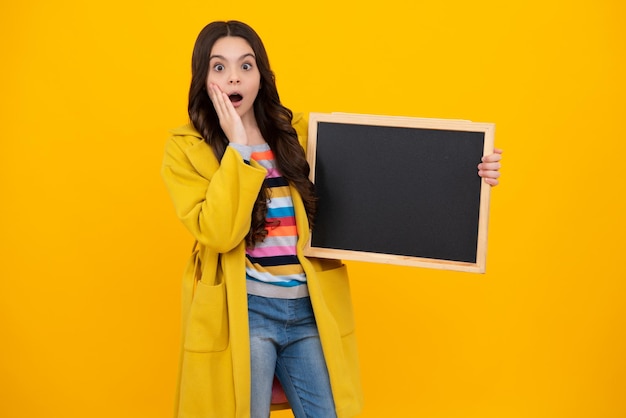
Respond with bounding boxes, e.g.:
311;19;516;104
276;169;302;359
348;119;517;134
1;1;624;417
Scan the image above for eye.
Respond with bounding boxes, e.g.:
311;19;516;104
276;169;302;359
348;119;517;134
242;62;253;71
213;64;225;72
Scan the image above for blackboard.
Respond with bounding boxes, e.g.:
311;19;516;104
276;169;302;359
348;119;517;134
303;113;495;273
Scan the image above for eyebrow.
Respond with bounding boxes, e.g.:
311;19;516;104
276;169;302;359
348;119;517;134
209;53;256;61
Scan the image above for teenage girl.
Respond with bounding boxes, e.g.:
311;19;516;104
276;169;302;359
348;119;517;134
162;20;502;418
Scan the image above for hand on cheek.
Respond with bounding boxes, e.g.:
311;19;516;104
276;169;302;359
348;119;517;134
208;83;248;145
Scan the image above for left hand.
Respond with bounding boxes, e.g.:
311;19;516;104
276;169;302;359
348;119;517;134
478;148;503;186
207;83;248;145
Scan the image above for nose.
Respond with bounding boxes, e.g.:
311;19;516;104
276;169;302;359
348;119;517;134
228;70;241;84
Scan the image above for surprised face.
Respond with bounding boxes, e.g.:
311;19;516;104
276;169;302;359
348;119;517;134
206;36;261;123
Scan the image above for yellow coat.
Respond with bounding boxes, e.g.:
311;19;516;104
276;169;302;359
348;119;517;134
161;113;363;418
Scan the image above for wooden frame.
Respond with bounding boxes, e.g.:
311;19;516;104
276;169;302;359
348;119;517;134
303;112;495;273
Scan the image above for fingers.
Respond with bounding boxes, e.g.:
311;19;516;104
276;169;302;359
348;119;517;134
207;83;247;145
208;83;232;119
483;177;500;186
481;148;503;163
478;148;503;172
478;148;503;187
478;168;501;179
478;161;501;171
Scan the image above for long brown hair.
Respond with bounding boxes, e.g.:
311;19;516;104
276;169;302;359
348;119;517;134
188;21;317;247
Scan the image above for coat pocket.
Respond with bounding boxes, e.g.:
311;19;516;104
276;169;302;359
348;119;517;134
183;280;229;353
315;264;356;337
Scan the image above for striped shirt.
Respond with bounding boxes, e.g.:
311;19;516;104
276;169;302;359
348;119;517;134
231;143;308;299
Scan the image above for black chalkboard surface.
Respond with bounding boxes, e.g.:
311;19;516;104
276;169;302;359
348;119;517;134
303;113;495;273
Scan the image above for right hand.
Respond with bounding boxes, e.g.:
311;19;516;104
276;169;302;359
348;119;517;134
208;83;248;145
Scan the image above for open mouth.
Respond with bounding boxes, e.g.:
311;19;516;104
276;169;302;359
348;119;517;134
228;94;243;103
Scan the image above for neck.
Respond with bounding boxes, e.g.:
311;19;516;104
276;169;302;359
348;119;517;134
241;112;265;145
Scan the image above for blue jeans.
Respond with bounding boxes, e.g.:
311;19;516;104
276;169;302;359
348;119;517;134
247;294;337;418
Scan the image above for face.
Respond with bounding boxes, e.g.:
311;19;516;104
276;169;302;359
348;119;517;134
206;36;261;121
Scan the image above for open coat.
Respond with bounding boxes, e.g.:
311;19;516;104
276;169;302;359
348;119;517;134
161;113;363;418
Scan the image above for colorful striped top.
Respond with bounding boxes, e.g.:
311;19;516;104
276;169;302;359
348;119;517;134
230;142;308;299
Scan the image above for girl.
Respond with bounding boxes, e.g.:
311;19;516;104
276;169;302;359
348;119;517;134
162;20;502;418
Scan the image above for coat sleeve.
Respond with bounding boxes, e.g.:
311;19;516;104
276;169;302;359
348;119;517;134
161;135;267;253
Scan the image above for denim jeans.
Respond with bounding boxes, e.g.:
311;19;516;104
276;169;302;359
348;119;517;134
247;294;337;418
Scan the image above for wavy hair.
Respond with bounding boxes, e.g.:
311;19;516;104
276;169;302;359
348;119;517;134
188;20;317;247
